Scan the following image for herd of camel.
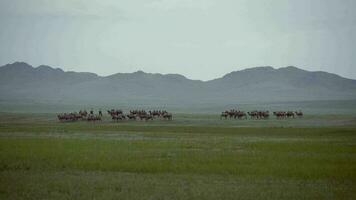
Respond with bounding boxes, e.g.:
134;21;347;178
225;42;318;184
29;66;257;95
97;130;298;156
108;109;173;121
57;109;173;122
57;110;102;122
220;109;303;119
57;108;303;122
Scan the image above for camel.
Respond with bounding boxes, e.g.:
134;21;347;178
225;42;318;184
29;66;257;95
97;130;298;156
163;113;172;120
295;111;303;117
220;112;228;119
112;114;126;121
126;114;137;120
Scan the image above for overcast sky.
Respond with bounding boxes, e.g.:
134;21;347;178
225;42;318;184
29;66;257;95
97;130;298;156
0;0;355;80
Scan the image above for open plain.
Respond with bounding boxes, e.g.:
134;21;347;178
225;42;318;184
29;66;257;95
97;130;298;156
0;108;355;200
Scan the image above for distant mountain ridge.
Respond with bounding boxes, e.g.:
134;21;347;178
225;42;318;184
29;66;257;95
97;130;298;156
1;62;355;105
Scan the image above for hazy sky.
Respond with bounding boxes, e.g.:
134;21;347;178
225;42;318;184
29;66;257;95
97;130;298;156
0;0;355;80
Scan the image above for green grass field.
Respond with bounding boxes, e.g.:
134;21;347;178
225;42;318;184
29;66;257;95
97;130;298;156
0;113;356;199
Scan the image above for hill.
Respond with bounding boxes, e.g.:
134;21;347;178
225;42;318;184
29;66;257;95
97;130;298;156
0;62;355;105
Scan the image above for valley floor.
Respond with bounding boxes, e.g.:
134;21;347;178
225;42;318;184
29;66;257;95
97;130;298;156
0;113;355;199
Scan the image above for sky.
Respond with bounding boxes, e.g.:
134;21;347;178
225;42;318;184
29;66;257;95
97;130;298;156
0;0;355;80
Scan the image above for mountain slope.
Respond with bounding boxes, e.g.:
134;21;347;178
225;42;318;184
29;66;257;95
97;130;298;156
206;66;356;102
0;62;99;102
0;62;355;105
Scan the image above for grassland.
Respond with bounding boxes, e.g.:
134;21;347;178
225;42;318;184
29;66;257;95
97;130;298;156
0;113;356;199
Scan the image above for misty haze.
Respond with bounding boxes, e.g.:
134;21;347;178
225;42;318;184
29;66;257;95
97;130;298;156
0;1;355;200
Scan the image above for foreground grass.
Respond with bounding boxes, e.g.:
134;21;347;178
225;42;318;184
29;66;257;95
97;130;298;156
0;114;356;199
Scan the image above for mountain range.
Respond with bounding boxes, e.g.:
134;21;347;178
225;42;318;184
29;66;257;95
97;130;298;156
1;62;356;106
